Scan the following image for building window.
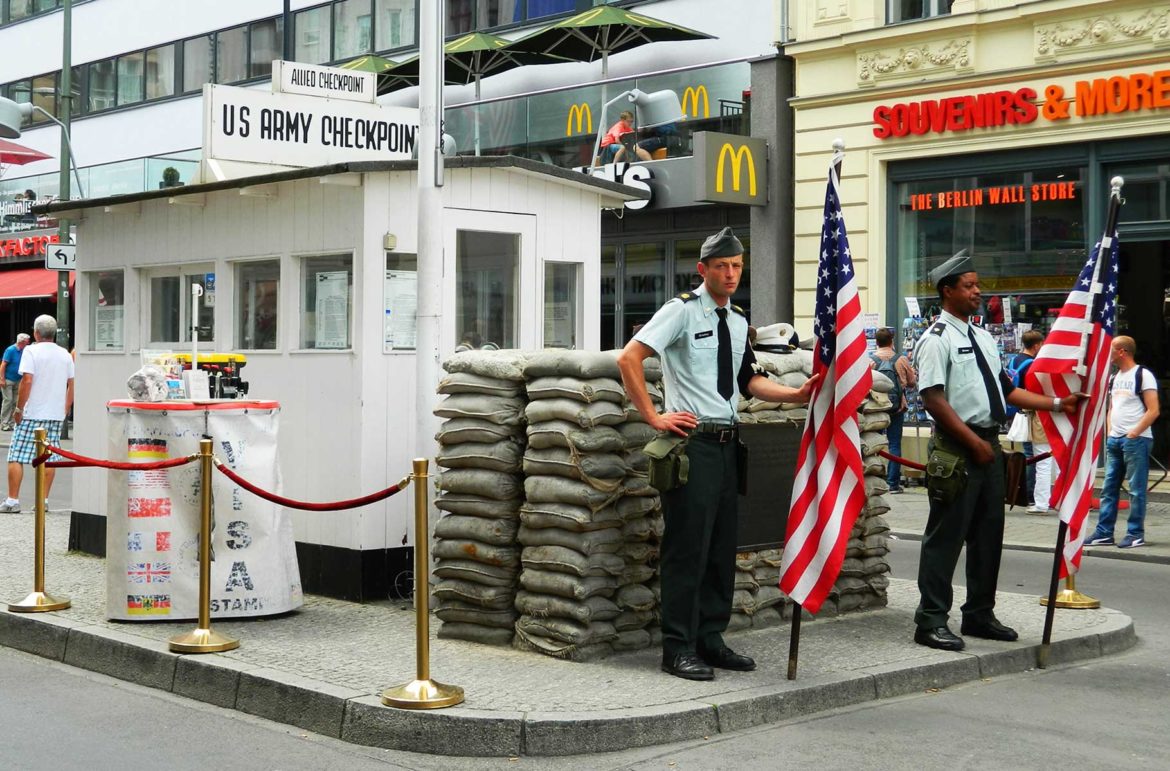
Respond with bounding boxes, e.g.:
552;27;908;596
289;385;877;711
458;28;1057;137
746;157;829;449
236;260;280;350
145;44;176;100
544;262;580;349
89;270;125;351
334;0;372;61
447;0;473;35
384;252;418;351
216;25;249;83
116;51;145;106
376;0;416;50
888;0;951;24
295;5;330;64
31;72;56;118
250;17;284;79
526;0;579;21
456;230;517;349
301;254;353;349
88;60;115;111
148;268;216;345
183;35;213;93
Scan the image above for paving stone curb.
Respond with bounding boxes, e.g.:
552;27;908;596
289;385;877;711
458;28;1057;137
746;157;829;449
0;605;1136;757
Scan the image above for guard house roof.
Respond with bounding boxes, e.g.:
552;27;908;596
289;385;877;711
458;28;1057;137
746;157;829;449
35;156;647;218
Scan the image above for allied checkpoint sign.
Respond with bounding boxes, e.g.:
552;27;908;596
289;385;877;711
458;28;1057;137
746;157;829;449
203;76;419;168
105;401;303;621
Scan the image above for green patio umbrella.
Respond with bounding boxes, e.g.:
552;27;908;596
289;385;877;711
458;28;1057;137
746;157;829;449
382;32;567;154
339;54;396;73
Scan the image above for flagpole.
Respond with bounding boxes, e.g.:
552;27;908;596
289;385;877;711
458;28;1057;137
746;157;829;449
1038;175;1124;669
787;139;846;681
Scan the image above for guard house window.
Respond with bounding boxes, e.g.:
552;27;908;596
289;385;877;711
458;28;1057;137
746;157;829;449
183;35;213;93
301;254;353;350
236;260;280;350
384;252;418;351
89;270;125;351
544;262;580;349
295;6;330;64
455;230;518;349
148;268;216;345
888;0;951;24
334;0;373;60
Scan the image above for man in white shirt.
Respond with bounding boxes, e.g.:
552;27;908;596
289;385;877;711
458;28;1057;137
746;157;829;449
0;315;75;513
1087;336;1161;549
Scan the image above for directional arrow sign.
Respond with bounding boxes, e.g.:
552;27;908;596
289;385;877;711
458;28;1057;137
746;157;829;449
45;244;76;271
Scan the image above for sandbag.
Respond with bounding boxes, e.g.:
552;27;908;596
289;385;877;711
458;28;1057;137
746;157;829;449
435;394;525;426
524;476;620;512
614;609;656;631
431;539;520;568
616;495;660;520
860;431;889;456
621;516;664;542
433;600;518;628
526;376;625;404
522;545;625;577
524;350;621;380
778;371;807;389
438;469;522;501
870;371;894;393
437;622;515;646
625;449;649;473
513;627;613;661
519;568;617;600
861;392;894;413
519;501;622;532
433;515;520;546
443;349;529;381
432;559;518;587
516;614;618;646
615;583;656;612
755;349;813;376
435;418;518;445
734;569;758;591
619;542;658;563
437;371;524;396
859;412;891;433
518;524;623;555
617;422;658;449
527;420;625;453
525;398;625;429
434;494;522;519
620;563;656;585
611;629;652;651
522;447;628;486
514;591;620;624
431;579;516;610
864;477;890;497
435;439;524;473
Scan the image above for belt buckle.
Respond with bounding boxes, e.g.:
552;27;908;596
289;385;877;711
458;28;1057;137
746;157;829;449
718;428;733;444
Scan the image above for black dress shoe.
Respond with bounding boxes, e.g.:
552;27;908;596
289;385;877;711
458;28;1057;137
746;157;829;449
913;625;965;651
699;646;756;671
961;617;1019;641
661;652;715;681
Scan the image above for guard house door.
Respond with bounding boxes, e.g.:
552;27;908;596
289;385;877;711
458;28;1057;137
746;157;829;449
442;210;537;357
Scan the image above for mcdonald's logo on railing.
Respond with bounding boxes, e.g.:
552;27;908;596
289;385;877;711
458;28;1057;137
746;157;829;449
681;85;709;119
715;143;756;196
566;103;593;136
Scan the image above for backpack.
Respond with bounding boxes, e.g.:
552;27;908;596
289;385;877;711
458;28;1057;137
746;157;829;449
1109;366;1151;411
869;352;904;413
1004;353;1033;419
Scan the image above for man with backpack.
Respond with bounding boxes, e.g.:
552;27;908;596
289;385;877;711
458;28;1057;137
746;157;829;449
1006;330;1045;509
1087;336;1161;548
870;328;915;493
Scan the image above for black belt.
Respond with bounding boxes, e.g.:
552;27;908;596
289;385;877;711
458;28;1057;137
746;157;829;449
965;423;1001;440
693;422;738;444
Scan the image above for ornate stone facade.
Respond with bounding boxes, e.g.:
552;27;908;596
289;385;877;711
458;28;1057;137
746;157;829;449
857;39;973;87
1035;6;1170;61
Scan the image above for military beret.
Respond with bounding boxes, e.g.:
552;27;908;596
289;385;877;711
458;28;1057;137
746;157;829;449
928;248;975;286
700;227;744;261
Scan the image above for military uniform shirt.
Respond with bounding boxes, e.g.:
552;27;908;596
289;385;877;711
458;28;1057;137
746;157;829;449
634;284;760;423
914;309;1014;428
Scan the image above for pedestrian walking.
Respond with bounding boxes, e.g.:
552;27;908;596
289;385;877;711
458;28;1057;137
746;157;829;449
869;327;915;493
0;316;74;513
911;252;1082;651
0;332;30;431
617;227;819;680
1087;336;1160;549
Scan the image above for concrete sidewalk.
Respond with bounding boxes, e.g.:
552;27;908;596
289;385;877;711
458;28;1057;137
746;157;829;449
0;510;1135;757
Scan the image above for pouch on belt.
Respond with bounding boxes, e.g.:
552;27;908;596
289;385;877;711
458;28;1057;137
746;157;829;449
644;434;690;493
925;439;967;506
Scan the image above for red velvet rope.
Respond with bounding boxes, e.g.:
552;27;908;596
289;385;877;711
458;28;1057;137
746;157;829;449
879;448;1052;472
213;459;404;511
33;445;198;470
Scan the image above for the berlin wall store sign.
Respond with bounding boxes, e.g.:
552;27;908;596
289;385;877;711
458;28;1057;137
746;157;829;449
204;61;420;168
872;68;1170;139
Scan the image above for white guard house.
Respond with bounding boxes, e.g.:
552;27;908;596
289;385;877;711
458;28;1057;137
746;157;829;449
42;154;642;602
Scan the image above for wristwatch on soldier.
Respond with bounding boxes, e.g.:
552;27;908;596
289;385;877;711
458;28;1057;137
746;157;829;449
1052;397;1062;412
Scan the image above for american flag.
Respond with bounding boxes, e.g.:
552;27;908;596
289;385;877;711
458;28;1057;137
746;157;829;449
778;154;873;614
1029;233;1119;576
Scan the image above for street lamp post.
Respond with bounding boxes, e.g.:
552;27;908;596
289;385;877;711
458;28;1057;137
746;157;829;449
56;0;73;350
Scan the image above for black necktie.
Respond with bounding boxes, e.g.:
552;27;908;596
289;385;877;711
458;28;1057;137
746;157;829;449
716;307;733;400
968;327;1006;423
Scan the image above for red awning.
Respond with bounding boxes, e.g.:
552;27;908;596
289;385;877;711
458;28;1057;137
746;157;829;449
0;268;75;300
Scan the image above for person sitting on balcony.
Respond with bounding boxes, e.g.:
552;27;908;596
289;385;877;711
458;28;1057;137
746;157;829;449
600;111;651;164
637;122;680;160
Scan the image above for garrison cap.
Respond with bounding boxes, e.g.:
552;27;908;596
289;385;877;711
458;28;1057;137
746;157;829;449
928;248;975;286
700;227;744;261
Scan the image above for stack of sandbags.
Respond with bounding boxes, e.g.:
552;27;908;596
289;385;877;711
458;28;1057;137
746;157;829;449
728;547;786;629
431;351;529;646
512;350;663;660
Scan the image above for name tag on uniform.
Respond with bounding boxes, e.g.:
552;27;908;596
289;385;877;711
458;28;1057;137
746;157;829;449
957;346;973;354
694;330;713;340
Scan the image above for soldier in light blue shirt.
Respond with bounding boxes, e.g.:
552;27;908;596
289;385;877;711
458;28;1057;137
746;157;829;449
618;227;819;681
912;251;1083;653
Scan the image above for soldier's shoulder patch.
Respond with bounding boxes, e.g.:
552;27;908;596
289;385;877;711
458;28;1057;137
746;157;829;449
730;304;747;317
929;322;947;336
677;292;697;302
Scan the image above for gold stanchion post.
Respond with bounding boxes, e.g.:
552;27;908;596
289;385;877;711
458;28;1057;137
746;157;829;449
169;439;239;653
8;427;71;612
1039;573;1100;609
382;458;464;709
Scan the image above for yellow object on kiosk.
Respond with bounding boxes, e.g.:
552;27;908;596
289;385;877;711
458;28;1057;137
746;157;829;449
172;353;250;399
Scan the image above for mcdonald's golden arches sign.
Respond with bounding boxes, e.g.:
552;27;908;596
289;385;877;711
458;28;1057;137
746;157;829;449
681;85;710;119
693;131;767;206
565;102;593;136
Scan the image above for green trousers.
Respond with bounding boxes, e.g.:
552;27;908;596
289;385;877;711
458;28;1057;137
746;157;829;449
660;433;738;658
915;429;1006;629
